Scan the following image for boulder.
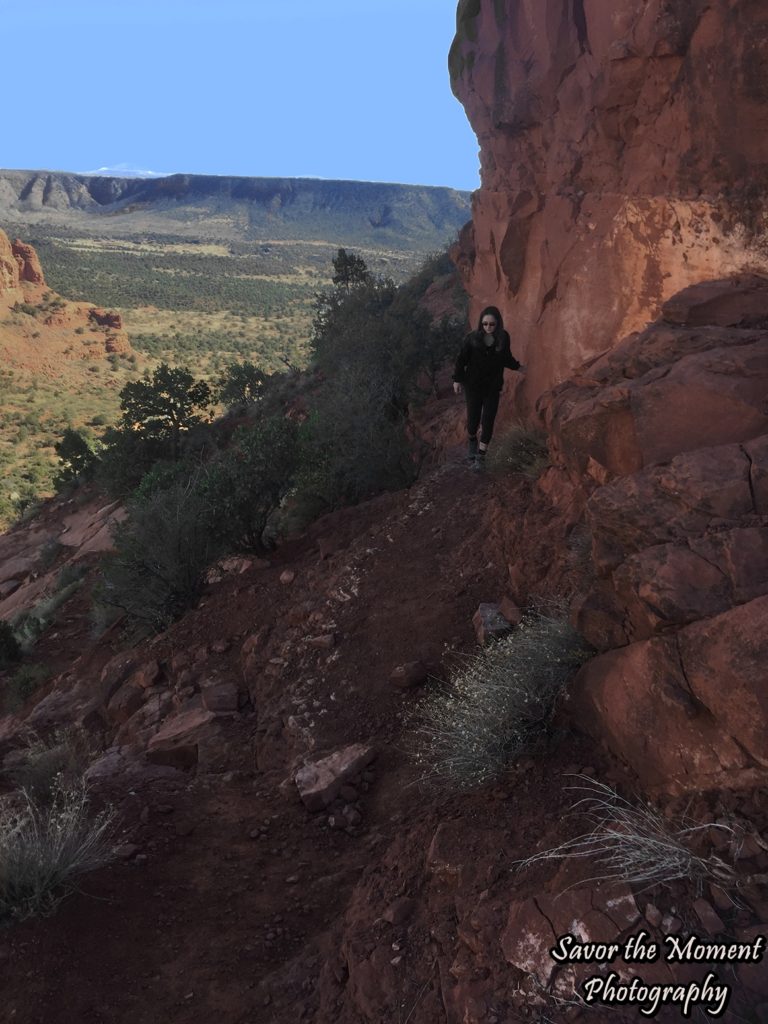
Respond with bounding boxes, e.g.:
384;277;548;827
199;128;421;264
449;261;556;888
146;709;220;770
662;275;768;328
572;599;768;791
200;676;239;713
389;661;429;691
295;743;375;811
501;882;639;989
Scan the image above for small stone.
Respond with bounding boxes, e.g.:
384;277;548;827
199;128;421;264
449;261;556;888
709;884;733;911
498;595;523;625
383;897;416;925
389;661;429;690
661;914;682;935
135;854;149;865
737;834;764;860
286;875;300;884
211;640;230;654
200;678;239;713
295;743;376;811
644;903;663;928
280;570;296;585
472;603;512;645
342;806;362;826
693;898;726;935
114;843;140;860
307;633;336;650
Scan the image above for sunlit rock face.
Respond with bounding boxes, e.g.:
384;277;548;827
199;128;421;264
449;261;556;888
450;0;768;400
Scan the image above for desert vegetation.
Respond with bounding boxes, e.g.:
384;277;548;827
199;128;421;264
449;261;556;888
516;776;745;892
0;770;114;923
486;423;549;478
0;228;450;528
408;611;591;788
56;248;465;634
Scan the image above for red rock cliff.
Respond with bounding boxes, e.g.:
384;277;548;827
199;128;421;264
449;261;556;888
450;0;768;398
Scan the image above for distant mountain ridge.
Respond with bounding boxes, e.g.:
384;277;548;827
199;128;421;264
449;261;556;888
0;169;472;249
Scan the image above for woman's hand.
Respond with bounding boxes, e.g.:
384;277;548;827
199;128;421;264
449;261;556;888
453;381;462;395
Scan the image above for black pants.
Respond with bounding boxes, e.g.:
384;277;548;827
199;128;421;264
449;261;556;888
465;387;501;445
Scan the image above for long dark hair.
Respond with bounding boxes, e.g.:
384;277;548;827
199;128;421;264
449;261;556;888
473;305;505;351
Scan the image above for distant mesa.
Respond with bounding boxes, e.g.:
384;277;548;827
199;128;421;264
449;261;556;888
0;168;472;249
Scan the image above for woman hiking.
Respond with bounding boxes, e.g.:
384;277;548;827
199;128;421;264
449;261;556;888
452;305;523;468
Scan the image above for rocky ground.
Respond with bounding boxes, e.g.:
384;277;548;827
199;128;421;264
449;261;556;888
1;419;767;1022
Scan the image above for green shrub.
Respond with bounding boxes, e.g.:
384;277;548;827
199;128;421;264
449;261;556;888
298;365;421;510
96;425;170;496
408;613;591;788
55;562;89;591
201;415;300;554
54;428;101;487
12;580;83;653
39;537;65;568
0;777;115;922
0;620;21;670
98;476;222;633
216;361;266;410
3;664;49;713
486;424;549;479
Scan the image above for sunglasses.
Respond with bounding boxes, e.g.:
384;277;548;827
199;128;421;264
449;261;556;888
481;320;497;326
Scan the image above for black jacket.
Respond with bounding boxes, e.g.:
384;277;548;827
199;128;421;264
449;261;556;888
453;329;520;393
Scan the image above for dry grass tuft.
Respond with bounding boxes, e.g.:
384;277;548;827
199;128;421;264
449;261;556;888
516;777;739;891
0;776;115;922
486;424;549;479
407;613;590;789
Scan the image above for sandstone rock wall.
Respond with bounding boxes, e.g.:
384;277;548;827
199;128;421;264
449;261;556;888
450;0;768;400
523;277;768;792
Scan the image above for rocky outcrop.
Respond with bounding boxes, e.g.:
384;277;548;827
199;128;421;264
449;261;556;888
11;238;45;285
526;277;768;791
450;0;768;402
0;232;46;301
0;227;132;362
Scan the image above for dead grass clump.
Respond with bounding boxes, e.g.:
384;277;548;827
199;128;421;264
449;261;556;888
0;777;115;922
486;424;549;479
516;777;740;891
408;613;590;789
2;728;94;804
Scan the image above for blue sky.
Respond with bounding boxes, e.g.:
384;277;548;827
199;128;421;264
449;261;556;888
4;0;479;191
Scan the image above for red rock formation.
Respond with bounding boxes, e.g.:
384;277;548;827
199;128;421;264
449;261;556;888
450;0;768;401
11;237;45;285
0;229;24;300
0;227;132;363
519;276;768;791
